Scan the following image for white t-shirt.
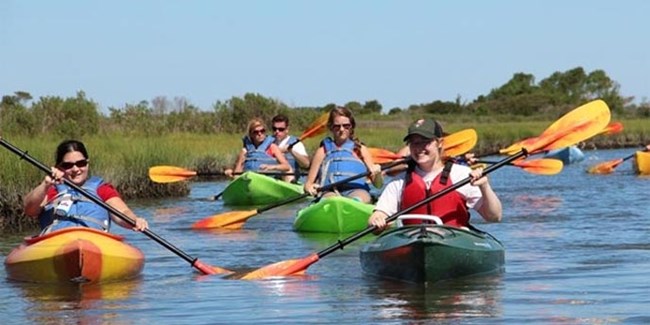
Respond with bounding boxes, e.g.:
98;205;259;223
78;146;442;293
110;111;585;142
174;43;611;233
374;164;484;217
275;136;308;156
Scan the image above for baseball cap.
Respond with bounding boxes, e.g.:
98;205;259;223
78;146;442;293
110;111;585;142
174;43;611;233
403;118;444;142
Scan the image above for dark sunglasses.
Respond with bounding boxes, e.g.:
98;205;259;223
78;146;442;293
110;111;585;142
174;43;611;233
272;127;286;132
251;128;266;135
59;159;88;170
331;123;352;130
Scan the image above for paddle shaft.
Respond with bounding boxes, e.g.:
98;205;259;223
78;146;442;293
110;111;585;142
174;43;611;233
0;138;211;273
256;158;408;214
314;150;526;259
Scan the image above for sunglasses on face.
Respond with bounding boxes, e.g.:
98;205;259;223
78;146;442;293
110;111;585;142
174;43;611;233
331;123;352;130
251;128;266;135
59;159;88;170
272;127;286;132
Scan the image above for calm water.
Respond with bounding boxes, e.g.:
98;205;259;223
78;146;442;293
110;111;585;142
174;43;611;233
1;149;649;324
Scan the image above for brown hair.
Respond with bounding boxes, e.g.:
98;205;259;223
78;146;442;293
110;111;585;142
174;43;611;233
247;118;266;136
327;106;362;154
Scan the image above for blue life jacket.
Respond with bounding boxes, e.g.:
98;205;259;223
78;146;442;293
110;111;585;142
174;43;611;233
39;176;111;234
319;137;369;191
243;136;277;171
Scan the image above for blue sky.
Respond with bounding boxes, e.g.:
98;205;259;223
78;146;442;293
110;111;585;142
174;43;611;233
1;0;648;113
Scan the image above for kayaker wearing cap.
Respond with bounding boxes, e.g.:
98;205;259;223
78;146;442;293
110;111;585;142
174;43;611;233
303;106;382;204
368;118;502;232
23;140;149;235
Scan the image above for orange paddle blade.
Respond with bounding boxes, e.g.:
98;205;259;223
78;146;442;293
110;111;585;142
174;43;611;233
512;158;563;175
501;100;610;155
443;129;477;157
369;147;403;164
298;113;329;141
192;210;257;229
601;121;623;135
193;260;233;275
239;253;320;280
587;158;624;174
149;165;197;183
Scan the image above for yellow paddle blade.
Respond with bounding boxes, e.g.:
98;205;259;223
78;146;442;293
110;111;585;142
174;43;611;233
502;100;611;155
148;165;197;183
192;210;258;229
601;121;623;135
513;158;563;175
298;113;329;141
443;129;477;157
587;158;624;174
239;253;320;280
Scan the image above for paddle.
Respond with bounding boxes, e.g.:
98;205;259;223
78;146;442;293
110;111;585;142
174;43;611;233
476;158;563;175
148;166;308;184
231;99;611;280
288;112;329;149
0;137;231;276
192;158;409;230
587;147;649;174
601;121;623;135
369;129;478;164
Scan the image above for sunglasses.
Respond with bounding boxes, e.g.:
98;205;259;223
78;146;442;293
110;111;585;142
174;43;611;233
272;127;286;132
59;159;88;170
331;123;352;130
251;128;266;135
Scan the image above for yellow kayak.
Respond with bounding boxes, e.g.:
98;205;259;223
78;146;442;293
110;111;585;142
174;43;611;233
634;150;650;175
4;227;144;283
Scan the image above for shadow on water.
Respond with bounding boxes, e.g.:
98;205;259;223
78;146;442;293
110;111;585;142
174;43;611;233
362;274;504;322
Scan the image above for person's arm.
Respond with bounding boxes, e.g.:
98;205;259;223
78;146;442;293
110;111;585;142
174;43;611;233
261;144;290;172
23;167;64;217
105;196;149;231
225;149;246;178
290;142;310;169
359;145;383;188
367;178;402;233
470;167;502;222
304;146;325;196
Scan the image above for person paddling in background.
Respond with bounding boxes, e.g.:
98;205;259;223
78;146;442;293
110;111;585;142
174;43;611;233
23;140;148;235
303;106;382;204
224;118;291;178
368;119;502;232
271;114;310;183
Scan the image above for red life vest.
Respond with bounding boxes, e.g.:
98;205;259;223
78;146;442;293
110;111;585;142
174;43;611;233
399;162;470;227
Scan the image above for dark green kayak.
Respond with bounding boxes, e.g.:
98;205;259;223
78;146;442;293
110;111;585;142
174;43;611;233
221;171;304;206
293;196;374;234
360;218;505;283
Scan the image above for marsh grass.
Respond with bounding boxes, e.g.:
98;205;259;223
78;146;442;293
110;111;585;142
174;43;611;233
1;118;648;232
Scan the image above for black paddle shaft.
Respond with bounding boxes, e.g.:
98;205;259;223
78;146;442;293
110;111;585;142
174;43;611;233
316;149;528;259
0;138;204;268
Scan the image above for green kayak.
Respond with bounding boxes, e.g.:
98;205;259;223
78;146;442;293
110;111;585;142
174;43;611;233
221;171;304;206
293;196;374;234
360;215;505;283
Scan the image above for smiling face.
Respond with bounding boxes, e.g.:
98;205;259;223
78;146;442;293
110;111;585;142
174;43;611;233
407;134;443;169
58;151;90;185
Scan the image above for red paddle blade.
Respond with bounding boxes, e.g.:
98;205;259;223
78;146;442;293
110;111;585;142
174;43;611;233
239;253;320;280
601;121;623;135
368;147;403;164
299;113;329;141
193;259;233;275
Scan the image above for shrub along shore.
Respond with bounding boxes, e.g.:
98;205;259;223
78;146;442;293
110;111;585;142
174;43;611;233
1;118;648;233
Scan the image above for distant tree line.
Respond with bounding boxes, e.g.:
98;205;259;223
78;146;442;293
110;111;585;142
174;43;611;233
2;67;648;139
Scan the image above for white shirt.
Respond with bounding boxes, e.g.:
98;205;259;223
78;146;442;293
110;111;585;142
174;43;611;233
374;164;483;217
275;136;308;156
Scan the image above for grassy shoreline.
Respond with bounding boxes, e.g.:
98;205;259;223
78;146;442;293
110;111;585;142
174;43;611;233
1;118;648;233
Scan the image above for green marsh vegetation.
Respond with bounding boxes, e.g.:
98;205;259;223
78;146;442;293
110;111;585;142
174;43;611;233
1;66;649;232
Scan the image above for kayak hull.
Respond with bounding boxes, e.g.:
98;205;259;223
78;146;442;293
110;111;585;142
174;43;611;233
293;196;374;233
4;227;144;284
544;146;584;165
360;223;504;283
221;171;304;206
634;150;650;175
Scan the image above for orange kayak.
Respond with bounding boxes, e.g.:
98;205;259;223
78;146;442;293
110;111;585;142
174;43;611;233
4;227;144;283
634;150;650;175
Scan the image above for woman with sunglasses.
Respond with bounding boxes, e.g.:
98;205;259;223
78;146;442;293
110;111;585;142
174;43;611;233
224;118;291;178
303;106;382;204
23;140;149;235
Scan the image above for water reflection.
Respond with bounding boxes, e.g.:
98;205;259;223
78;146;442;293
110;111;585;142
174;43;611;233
12;278;142;325
363;275;503;322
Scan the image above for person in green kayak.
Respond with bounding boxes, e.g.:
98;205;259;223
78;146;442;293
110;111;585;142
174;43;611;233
224;118;291;178
303;106;382;204
368;118;502;232
23;140;149;235
271;114;310;183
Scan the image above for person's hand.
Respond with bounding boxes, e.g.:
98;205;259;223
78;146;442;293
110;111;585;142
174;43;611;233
469;167;488;187
304;182;319;196
368;212;388;234
132;217;148;232
370;164;384;188
43;167;64;187
224;169;234;178
259;164;271;171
